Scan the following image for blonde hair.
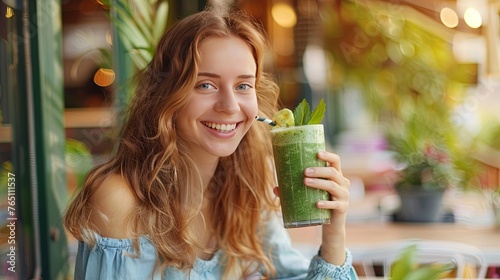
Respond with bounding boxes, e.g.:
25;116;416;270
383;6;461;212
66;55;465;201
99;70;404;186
64;7;280;279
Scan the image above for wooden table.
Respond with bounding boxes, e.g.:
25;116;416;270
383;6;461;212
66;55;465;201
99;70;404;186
288;222;500;266
287;190;500;268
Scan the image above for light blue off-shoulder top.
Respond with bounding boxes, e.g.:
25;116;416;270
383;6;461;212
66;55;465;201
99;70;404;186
74;214;359;279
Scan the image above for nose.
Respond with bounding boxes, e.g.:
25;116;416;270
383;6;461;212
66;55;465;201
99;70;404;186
215;86;240;114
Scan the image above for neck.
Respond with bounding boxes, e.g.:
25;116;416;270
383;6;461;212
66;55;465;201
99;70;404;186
195;154;220;189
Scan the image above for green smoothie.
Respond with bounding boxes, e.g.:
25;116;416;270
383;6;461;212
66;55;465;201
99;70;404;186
271;124;331;228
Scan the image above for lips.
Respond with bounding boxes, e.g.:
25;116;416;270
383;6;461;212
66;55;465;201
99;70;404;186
202;121;238;132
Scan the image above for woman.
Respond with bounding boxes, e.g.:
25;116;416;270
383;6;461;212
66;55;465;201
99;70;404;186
64;6;358;280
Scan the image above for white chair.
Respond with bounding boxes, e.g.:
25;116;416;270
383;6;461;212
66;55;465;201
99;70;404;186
356;239;488;279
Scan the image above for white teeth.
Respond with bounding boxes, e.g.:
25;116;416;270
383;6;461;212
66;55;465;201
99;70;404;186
204;122;237;132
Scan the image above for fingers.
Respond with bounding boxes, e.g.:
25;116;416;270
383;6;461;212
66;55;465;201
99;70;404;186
316;200;349;212
312;179;350;214
318;151;342;175
304;175;350;201
303;151;348;185
304;165;346;184
304;151;350;213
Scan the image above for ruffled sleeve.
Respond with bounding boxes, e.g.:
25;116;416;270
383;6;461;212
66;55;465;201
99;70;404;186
307;249;358;280
74;234;160;280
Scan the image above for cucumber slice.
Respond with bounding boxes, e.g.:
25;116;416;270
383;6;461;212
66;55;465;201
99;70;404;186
272;108;295;127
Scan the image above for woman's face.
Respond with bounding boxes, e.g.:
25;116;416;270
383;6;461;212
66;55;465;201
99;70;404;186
178;35;258;161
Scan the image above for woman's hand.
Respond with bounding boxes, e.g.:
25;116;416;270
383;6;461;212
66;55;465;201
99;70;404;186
303;151;350;265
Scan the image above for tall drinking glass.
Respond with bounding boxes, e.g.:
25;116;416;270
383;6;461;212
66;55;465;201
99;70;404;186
271;124;331;228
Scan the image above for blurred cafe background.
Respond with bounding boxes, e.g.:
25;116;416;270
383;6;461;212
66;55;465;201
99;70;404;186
1;0;500;279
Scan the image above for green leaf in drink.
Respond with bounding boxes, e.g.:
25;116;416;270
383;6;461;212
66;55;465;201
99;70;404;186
272;98;326;128
293;99;311;126
308;99;326;125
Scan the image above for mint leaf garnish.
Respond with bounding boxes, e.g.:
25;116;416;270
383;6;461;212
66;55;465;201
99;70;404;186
308;99;326;124
293;98;326;125
293;99;311;126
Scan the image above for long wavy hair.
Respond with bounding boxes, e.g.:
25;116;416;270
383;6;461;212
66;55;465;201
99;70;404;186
64;7;281;279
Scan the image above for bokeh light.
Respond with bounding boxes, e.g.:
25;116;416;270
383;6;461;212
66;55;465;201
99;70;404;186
440;7;459;28
464;8;482;29
272;3;297;28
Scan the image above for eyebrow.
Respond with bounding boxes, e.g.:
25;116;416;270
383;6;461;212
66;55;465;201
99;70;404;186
198;72;256;79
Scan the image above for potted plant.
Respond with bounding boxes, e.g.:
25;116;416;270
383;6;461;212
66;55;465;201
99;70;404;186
385;101;477;222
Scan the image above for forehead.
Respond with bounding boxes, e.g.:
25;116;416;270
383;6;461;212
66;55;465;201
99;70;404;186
197;36;256;74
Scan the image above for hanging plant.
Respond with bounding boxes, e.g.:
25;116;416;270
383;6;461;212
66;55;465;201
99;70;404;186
99;0;169;70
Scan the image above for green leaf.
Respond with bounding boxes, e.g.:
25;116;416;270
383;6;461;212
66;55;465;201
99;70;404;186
153;2;169;43
128;48;151;69
405;263;455;280
293;99;311;126
115;6;151;45
96;48;113;69
390;244;417;280
65;139;93;189
0;161;13;196
293;98;327;126
132;0;154;29
390;245;455;280
308;99;326;124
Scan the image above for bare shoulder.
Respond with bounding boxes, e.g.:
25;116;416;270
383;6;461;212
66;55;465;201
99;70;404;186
89;173;137;238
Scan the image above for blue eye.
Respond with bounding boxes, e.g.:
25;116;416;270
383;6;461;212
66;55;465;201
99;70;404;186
236;84;252;90
197;83;215;90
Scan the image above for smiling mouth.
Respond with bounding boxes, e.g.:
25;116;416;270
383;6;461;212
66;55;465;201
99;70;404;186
202;121;238;132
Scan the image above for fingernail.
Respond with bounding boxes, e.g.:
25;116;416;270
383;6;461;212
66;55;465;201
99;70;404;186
318;151;326;157
305;168;314;175
317;201;325;207
305;178;314;184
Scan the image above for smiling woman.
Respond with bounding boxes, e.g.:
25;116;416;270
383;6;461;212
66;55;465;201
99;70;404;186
63;5;358;280
177;36;258;158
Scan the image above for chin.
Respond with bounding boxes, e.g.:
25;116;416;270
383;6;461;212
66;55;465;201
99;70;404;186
215;150;238;158
211;145;239;158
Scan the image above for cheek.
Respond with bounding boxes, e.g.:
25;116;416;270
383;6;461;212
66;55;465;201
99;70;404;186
176;119;190;139
248;96;259;116
176;107;197;136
